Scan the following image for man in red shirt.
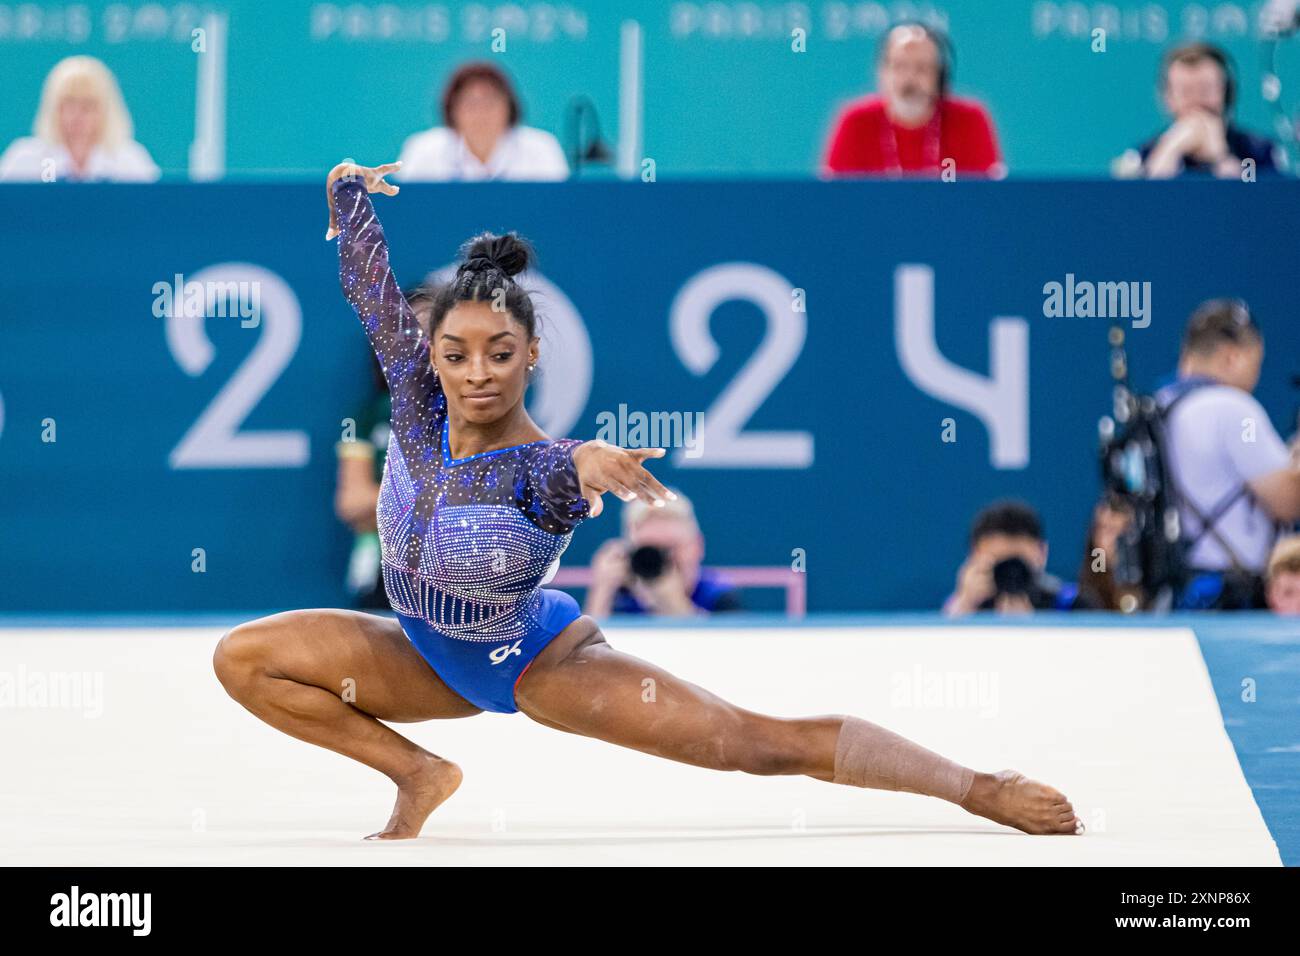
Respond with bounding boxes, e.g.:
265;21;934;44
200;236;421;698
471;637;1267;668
822;23;1004;178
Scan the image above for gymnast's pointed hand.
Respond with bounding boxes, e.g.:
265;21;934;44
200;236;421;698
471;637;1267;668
572;441;677;518
324;160;401;240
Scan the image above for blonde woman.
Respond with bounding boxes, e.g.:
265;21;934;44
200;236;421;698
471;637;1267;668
0;55;159;182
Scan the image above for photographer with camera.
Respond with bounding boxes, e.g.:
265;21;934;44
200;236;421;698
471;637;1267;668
944;501;1101;616
584;489;742;618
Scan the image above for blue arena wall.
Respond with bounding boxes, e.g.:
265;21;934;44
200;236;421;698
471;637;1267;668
2;178;1299;612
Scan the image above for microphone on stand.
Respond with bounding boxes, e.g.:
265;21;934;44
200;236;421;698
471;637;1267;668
564;95;614;178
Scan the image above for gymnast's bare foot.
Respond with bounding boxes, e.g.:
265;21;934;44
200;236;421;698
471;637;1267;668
960;769;1084;835
364;754;463;840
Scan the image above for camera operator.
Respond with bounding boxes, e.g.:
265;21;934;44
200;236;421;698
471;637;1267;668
944;500;1101;616
584;489;742;618
1158;300;1300;608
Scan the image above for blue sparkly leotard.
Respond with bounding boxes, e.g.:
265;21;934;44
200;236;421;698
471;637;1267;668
333;177;591;713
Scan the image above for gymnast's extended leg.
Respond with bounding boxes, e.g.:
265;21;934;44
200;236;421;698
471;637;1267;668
213;608;481;839
515;617;1081;835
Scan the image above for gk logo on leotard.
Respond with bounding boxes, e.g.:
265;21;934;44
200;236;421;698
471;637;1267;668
489;640;523;665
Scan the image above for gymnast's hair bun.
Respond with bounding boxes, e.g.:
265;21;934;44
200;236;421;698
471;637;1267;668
457;231;533;279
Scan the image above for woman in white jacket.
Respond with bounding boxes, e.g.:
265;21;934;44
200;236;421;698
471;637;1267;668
0;55;160;183
396;61;568;182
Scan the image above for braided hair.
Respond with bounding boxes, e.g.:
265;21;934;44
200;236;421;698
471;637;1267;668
427;231;538;339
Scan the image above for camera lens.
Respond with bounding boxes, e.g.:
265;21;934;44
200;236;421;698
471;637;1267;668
628;545;668;580
992;556;1033;596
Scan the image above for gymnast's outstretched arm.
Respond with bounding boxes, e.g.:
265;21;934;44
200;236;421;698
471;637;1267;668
325;161;444;464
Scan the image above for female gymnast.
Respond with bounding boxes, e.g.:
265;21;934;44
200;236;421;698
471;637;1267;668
212;160;1084;841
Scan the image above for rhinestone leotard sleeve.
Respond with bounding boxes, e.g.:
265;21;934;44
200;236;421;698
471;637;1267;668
333;176;448;580
517;438;591;535
333;176;445;480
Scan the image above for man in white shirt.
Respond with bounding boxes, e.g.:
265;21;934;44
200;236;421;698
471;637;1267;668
395;61;567;182
1159;300;1300;592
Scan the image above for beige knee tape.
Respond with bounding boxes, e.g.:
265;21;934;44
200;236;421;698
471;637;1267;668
832;715;975;805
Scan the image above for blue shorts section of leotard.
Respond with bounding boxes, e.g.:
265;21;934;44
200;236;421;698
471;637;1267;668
394;588;582;714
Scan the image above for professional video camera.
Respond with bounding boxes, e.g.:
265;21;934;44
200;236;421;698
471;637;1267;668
1096;325;1185;611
